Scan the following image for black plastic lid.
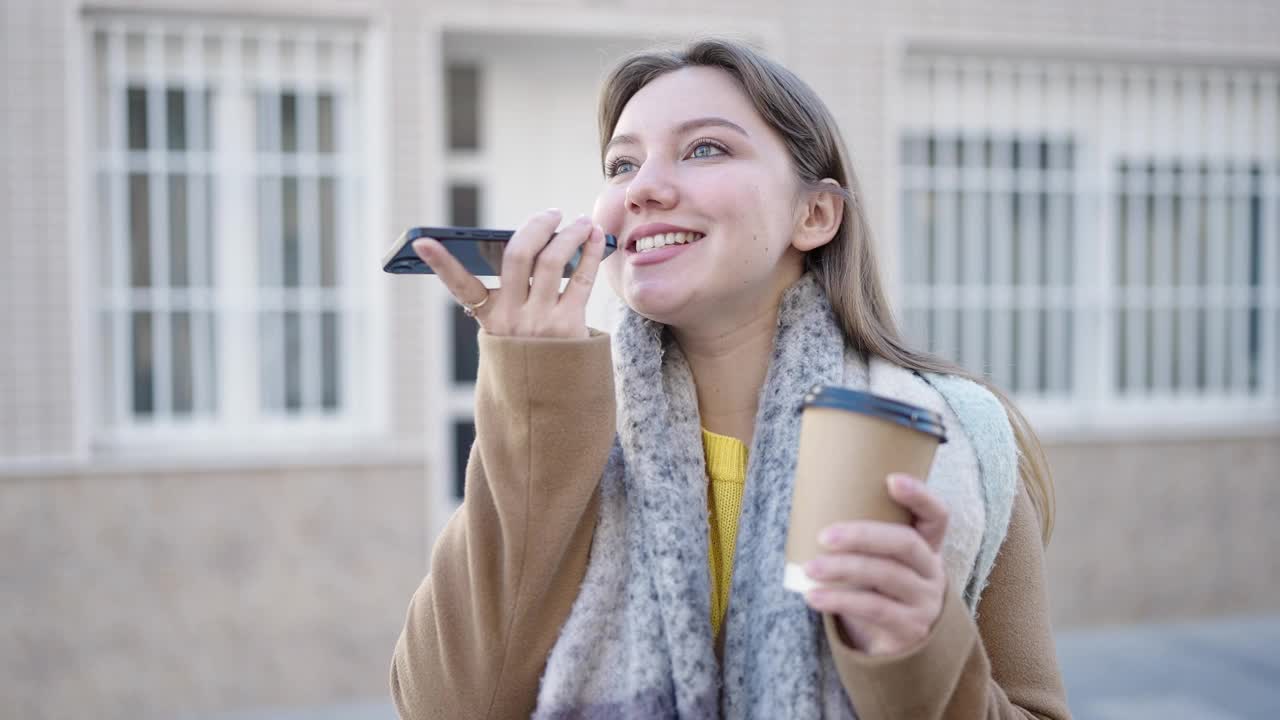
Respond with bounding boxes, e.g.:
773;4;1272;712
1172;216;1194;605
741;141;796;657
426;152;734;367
802;385;947;443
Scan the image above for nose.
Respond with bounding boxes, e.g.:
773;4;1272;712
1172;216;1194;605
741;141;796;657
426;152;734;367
625;159;678;212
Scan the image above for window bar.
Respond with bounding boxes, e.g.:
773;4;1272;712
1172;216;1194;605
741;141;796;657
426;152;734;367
899;135;924;346
145;25;174;419
260;29;286;412
333;34;358;415
1227;73;1253;396
107;25;131;426
184;26;214;417
900;59;929;347
959;60;988;376
1122;68;1150;395
988;62;1015;392
1176;70;1204;395
1204;71;1230;393
1092;67;1122;404
920;62;939;353
1045;65;1072;397
1067;66;1093;405
932;60;960;364
214;27;254;422
1150;70;1177;397
1259;74;1279;403
1015;63;1044;395
297;31;324;413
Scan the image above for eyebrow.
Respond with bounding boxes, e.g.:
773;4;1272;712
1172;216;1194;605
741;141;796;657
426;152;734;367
605;116;750;154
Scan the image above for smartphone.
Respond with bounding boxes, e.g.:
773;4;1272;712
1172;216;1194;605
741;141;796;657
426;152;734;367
381;226;618;278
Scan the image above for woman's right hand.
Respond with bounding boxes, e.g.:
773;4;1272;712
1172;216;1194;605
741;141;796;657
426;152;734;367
411;209;606;339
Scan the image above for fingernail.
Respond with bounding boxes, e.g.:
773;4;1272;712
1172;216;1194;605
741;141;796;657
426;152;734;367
546;207;561;216
889;473;912;492
818;528;837;548
575;214;590;225
804;559;824;579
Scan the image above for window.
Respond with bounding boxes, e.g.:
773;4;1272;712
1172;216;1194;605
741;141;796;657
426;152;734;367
900;133;1077;398
446;64;482;151
451;420;476;500
255;89;344;414
443;64;485;499
88;17;371;444
449;183;481;228
900;56;1279;428
1113;159;1265;396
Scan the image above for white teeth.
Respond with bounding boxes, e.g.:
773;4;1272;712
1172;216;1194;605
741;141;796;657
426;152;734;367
635;231;702;253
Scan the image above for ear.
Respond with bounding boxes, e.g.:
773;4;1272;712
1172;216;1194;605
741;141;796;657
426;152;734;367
791;179;845;252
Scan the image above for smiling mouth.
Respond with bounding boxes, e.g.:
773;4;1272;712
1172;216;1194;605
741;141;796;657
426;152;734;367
633;231;704;253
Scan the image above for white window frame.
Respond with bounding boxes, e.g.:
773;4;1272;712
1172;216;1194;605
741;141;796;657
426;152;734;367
892;49;1279;437
82;12;388;456
435;54;488;526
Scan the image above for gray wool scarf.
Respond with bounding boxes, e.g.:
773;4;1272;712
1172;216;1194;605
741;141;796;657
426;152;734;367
533;274;1018;719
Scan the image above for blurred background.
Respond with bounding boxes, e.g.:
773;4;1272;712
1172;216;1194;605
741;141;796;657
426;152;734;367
2;0;1278;718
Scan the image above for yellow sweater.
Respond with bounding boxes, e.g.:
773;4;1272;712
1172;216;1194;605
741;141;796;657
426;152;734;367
702;428;749;639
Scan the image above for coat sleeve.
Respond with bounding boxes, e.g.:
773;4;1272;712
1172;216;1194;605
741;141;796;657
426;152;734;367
390;330;617;720
824;482;1073;719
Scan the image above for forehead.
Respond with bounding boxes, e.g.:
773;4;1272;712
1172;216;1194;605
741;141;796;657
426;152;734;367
613;66;762;137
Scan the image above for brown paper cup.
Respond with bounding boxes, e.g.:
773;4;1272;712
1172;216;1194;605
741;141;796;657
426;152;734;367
783;386;947;595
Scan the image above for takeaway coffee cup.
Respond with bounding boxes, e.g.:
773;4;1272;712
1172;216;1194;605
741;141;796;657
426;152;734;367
782;385;948;595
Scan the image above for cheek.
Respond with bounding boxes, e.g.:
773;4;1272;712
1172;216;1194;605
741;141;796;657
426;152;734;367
592;186;626;236
718;180;787;256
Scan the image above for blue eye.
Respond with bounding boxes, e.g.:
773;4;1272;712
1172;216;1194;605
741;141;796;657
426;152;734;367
605;158;637;177
689;141;727;159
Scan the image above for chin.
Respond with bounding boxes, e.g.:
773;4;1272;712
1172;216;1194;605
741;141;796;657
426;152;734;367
620;277;701;326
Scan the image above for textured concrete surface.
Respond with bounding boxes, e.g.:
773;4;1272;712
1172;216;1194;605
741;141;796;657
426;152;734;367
185;615;1280;720
1057;615;1280;720
2;465;428;720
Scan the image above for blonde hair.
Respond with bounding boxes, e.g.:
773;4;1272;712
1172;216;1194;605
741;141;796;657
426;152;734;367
598;38;1055;543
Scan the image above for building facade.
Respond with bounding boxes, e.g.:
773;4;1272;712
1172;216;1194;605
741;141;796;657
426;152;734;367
2;0;1278;717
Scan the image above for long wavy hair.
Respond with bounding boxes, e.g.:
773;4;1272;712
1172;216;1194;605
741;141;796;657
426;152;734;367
597;38;1056;543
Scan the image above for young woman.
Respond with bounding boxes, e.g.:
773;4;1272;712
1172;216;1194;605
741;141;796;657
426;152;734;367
391;38;1071;719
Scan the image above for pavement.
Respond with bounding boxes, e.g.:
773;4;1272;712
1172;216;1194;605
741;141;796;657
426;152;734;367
190;614;1280;720
1056;614;1280;720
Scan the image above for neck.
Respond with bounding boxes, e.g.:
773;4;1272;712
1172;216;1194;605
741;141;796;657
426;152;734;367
670;302;780;444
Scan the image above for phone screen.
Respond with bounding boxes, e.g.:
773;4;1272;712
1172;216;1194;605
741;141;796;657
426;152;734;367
382;226;617;279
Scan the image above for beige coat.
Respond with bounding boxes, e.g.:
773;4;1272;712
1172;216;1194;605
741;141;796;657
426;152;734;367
390;331;1072;719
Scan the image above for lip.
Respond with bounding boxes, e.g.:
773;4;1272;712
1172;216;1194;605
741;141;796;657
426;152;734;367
623;222;704;252
627;239;699;266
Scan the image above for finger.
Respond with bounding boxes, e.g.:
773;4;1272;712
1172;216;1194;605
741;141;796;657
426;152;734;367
529;215;592;308
887;473;950;553
412;237;491;310
803;552;930;604
502;209;562;304
558;223;607;311
818;521;938;580
805;588;915;639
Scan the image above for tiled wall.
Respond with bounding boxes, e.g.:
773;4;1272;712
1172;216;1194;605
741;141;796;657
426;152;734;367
1045;435;1280;627
1;0;75;458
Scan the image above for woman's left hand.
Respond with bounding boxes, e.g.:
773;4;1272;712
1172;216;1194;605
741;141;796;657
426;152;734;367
802;473;950;656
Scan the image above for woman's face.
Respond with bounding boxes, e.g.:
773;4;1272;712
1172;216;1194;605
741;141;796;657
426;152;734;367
594;66;808;329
